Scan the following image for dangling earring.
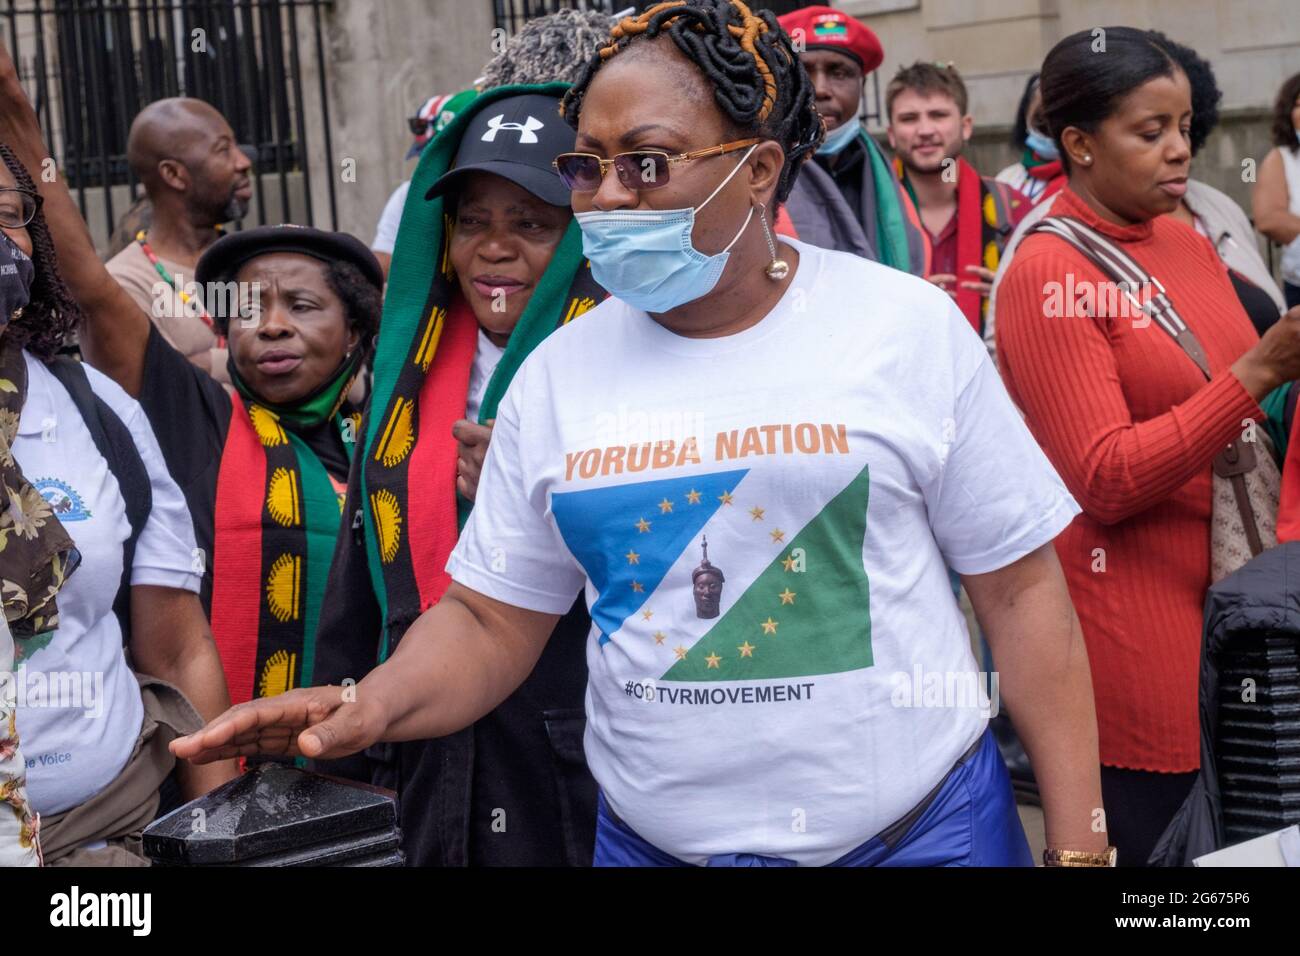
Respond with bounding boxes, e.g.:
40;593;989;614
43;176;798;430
757;202;789;281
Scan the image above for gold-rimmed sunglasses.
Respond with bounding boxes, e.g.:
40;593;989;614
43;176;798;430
552;137;760;192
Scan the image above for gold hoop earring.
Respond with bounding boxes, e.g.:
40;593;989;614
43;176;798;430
757;202;789;281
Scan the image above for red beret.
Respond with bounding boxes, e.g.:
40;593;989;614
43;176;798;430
777;5;884;74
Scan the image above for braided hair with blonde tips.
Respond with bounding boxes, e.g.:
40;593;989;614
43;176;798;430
560;0;822;204
0;142;83;361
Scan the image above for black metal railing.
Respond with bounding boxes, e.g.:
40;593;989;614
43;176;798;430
1;0;336;244
492;0;619;37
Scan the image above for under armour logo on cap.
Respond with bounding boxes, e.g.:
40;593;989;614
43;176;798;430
481;113;545;144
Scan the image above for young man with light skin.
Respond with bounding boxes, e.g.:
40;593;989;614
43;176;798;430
887;70;985;297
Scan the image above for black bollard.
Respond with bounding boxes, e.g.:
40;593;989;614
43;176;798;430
1216;634;1300;843
143;762;405;866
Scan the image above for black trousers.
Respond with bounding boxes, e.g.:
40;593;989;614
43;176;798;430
372;597;597;866
1100;765;1197;867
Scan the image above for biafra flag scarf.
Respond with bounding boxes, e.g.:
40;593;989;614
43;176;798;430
360;82;603;659
210;351;362;704
900;156;1023;334
856;128;929;276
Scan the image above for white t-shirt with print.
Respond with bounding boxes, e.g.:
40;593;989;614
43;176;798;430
465;328;506;423
12;353;201;816
447;238;1078;865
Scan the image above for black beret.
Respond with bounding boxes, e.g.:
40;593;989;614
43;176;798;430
195;224;384;292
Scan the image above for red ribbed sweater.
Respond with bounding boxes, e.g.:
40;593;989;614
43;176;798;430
996;187;1262;772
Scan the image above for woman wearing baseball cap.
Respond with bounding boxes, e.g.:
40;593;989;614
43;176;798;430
311;84;605;866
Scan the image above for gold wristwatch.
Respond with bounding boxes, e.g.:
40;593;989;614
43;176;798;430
1043;846;1118;867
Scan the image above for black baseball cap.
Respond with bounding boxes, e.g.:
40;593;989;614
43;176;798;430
196;224;384;291
424;93;574;208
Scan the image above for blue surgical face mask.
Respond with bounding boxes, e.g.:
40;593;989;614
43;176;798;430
575;144;758;314
817;118;861;156
1025;128;1059;161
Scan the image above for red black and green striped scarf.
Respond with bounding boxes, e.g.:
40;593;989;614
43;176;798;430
359;82;604;659
210;354;362;704
900;156;1023;334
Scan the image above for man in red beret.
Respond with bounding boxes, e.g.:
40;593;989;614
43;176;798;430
777;5;928;276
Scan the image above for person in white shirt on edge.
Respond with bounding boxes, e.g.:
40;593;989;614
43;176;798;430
372;91;477;280
175;0;1113;868
1253;71;1300;311
0;128;238;864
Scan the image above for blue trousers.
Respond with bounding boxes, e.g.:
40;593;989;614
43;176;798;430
593;727;1032;867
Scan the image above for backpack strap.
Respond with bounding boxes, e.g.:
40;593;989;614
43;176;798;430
44;358;152;646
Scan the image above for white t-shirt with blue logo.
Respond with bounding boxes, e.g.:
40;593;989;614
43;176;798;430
447;238;1078;865
12;352;201;816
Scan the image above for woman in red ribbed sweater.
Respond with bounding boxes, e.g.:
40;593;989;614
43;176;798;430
998;28;1300;866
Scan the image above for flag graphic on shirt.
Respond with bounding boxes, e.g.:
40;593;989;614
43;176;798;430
550;462;873;679
663;462;872;681
551;470;749;644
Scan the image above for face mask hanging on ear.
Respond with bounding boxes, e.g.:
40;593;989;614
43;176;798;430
0;234;34;335
1025;128;1059;162
575;144;758;314
817;118;861;156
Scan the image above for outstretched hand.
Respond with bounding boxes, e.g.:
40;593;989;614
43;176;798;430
169;685;388;765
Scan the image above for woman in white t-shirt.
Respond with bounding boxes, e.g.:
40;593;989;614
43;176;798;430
1254;72;1300;310
0;140;237;865
176;0;1111;868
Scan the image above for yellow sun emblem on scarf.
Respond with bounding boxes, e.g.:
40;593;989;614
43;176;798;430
564;296;597;324
258;649;297;698
370;489;402;564
266;467;302;527
983;240;1000;272
265;553;302;622
414;306;447;372
374;398;415;468
249;405;287;447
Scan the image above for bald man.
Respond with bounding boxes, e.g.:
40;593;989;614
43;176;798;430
106;98;252;383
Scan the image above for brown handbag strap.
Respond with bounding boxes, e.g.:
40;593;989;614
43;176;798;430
1028;215;1266;555
1213;439;1265;555
1028;215;1212;376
